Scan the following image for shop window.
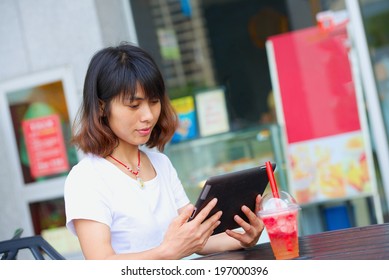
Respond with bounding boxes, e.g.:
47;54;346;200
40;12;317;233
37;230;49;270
1;70;79;185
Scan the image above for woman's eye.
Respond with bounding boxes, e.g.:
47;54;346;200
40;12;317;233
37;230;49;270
151;99;160;104
128;104;140;109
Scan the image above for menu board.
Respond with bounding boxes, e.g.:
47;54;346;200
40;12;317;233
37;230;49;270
195;88;230;137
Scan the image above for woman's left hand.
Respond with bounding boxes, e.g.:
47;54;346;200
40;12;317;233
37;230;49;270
225;194;265;248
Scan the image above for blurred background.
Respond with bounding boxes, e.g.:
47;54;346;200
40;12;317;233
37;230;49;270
1;0;389;259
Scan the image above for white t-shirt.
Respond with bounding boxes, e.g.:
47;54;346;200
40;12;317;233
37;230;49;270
64;149;190;254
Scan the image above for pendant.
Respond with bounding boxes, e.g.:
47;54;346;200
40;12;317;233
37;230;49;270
137;176;144;188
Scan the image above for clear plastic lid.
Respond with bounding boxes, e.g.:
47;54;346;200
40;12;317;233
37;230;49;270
257;191;300;216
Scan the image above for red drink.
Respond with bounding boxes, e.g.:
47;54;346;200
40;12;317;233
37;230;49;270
258;191;301;260
261;209;299;260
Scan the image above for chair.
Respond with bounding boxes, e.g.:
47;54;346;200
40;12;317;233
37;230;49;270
11;228;24;240
0;234;65;260
1;228;24;260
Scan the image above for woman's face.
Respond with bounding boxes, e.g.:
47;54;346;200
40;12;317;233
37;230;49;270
107;85;161;147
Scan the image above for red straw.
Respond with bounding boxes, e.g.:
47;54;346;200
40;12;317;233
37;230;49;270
266;161;280;198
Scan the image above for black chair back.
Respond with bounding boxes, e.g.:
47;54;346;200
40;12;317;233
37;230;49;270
0;235;65;260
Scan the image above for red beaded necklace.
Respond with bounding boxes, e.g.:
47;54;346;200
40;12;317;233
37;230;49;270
109;150;144;187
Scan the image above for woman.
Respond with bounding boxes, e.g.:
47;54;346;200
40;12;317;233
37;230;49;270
64;43;264;259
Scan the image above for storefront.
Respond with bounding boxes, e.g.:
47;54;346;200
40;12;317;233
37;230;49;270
130;0;389;233
130;0;313;201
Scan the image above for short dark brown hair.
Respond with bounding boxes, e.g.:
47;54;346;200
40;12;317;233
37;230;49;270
72;43;178;157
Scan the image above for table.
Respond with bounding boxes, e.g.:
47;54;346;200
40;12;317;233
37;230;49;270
195;223;389;260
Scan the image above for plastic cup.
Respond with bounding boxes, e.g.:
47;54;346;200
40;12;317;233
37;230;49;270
257;191;301;260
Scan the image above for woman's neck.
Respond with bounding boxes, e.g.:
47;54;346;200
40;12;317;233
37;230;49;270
110;144;140;165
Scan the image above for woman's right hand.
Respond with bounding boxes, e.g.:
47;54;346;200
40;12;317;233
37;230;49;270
160;198;222;259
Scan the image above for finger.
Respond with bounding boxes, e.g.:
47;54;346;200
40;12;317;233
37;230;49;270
234;214;252;232
241;205;264;232
193;198;218;223
199;210;222;233
200;220;221;247
226;228;258;248
241;205;260;227
226;228;242;238
208;210;223;224
175;204;195;225
257;218;265;231
225;228;246;242
200;210;222;234
203;220;221;240
254;194;262;214
209;220;221;233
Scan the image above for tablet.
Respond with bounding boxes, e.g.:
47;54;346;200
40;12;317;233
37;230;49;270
188;163;275;235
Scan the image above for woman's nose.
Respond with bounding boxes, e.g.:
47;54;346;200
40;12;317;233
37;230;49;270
140;103;153;122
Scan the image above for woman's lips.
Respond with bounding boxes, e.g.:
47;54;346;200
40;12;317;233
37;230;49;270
138;127;151;136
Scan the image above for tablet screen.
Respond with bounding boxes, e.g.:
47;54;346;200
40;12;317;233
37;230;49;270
188;163;275;235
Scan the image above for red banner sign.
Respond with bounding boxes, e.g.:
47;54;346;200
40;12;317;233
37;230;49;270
268;25;373;204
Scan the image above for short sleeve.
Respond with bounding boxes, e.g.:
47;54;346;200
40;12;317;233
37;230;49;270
64;159;112;235
144;149;190;210
168;159;190;209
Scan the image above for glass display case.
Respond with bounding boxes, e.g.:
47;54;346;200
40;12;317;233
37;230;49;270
164;124;286;203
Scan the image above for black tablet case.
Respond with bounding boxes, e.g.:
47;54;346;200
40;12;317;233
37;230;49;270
189;163;276;235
